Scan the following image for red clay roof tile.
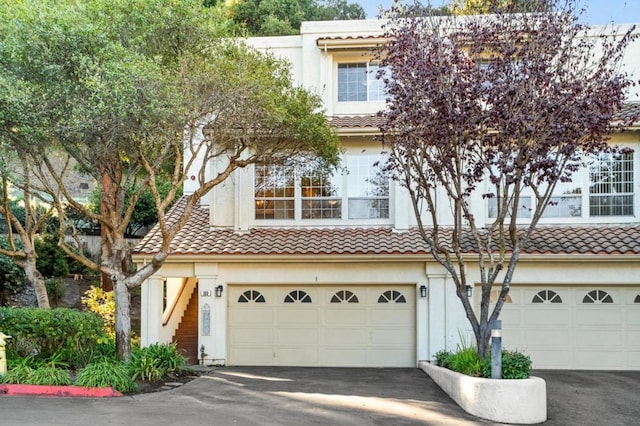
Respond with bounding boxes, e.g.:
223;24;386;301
134;198;640;257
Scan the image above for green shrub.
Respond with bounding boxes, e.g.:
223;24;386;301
481;350;532;379
434;350;452;368
4;364;34;384
76;360;138;393
0;307;107;367
0;373;6;384
27;366;71;386
501;350;532;379
448;347;483;377
128;343;187;382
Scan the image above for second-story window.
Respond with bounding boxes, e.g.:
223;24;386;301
487;150;635;220
337;62;387;102
589;152;634;216
301;170;342;219
254;154;390;221
347;155;389;219
255;165;295;219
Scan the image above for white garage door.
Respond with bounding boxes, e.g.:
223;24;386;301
228;285;416;367
499;286;640;370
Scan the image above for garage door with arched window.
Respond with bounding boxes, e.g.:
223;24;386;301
499;286;640;370
228;285;416;367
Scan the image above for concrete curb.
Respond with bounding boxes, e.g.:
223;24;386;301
419;361;547;424
0;384;123;398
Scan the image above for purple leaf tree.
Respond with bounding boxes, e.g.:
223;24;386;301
379;0;638;357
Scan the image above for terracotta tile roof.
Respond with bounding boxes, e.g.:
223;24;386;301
134;199;640;257
316;35;387;50
329;115;384;129
330;103;640;131
613;102;640;126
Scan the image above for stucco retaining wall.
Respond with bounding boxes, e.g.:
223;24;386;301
419;361;547;424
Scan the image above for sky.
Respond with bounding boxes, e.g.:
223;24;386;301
358;1;640;24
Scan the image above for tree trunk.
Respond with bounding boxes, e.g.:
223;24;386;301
476;323;491;359
22;255;50;309
114;280;132;360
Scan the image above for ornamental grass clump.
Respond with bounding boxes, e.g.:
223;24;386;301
127;343;187;382
76;359;137;393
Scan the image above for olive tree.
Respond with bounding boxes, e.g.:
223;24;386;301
0;0;339;359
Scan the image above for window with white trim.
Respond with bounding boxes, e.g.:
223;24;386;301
254;154;390;221
487;150;635;220
589;152;634;216
337;62;387;102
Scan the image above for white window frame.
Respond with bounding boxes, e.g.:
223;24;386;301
485;148;637;224
252;154;392;226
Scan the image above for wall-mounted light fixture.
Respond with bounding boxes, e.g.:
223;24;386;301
419;285;427;298
466;285;473;298
215;285;224;297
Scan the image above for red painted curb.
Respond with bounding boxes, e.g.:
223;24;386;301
0;384;123;398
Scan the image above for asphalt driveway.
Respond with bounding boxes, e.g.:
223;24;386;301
0;367;489;426
0;367;638;425
534;369;640;426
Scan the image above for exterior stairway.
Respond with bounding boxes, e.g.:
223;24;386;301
172;287;199;365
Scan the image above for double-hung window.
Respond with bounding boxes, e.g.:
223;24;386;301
337;62;387;102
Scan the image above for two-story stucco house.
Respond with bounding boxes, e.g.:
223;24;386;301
133;19;640;370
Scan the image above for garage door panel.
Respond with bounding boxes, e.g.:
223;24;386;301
231;348;273;365
275;328;319;344
323;349;366;366
325;328;367;344
576;350;625;368
368;350;414;367
276;309;319;323
228;285;415;367
523;309;571;326
276;348;319;365
370;329;413;345
627;310;640;325
523;329;572;346
325;309;366;324
626;330;640;346
230;310;273;324
576;309;622;325
369;309;412;325
575;330;623;346
231;329;273;345
527;350;573;369
628;351;640;367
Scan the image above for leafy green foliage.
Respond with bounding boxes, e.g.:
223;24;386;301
448;347;484;377
4;364;34;384
0;307;106;367
434;350;453;369
76;360;138;393
436;346;532;379
215;0;366;36
27;366;71;386
0;236;26;295
127;343;187;382
34;234;69;278
481;350;532;379
0;0;340;361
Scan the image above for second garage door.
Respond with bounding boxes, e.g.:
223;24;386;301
228;285;415;367
499;286;640;370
